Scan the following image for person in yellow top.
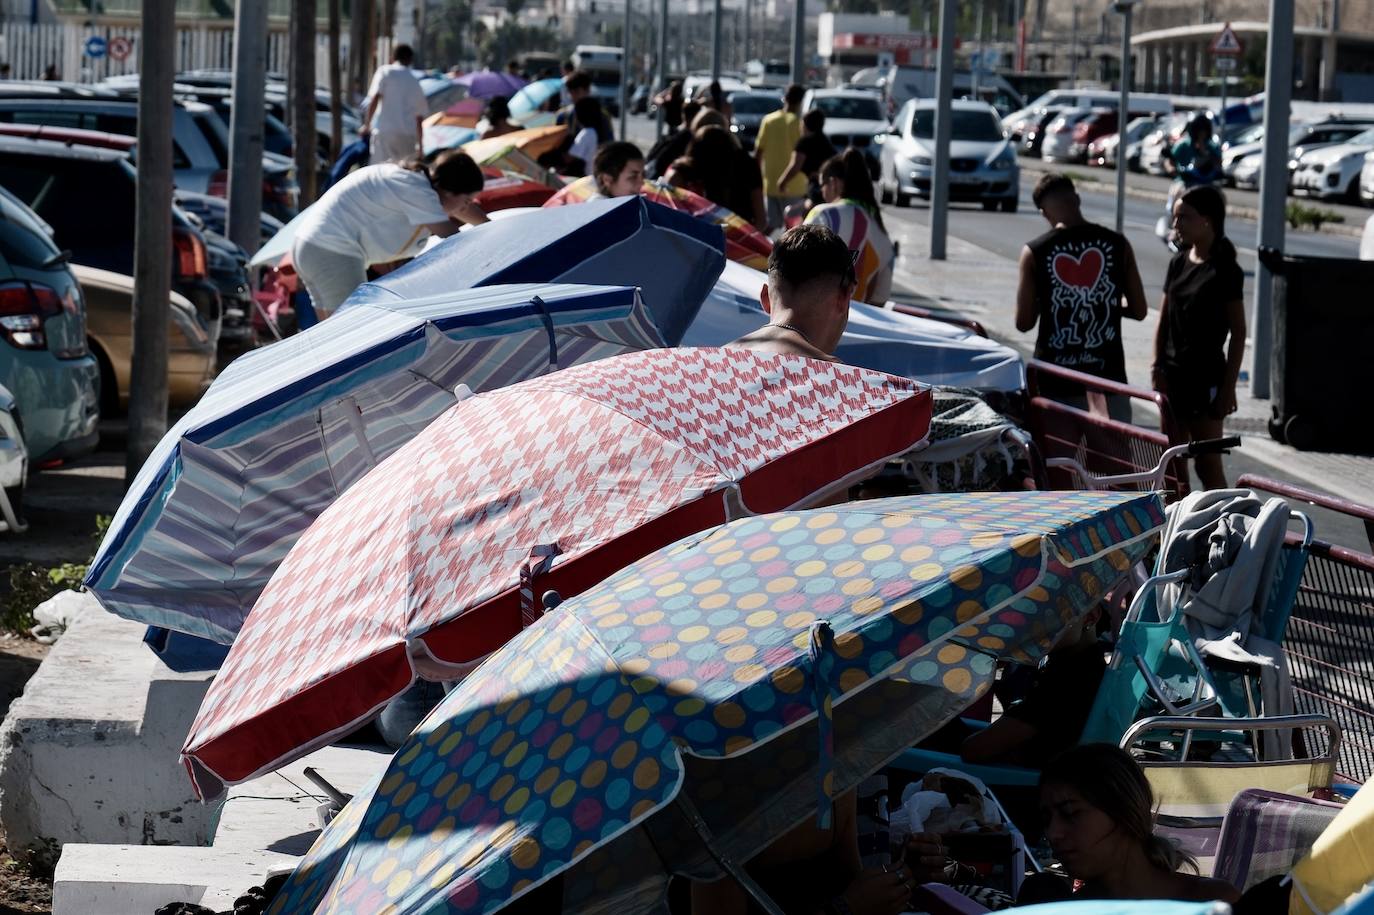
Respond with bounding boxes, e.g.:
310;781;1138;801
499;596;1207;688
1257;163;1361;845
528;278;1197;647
755;84;808;233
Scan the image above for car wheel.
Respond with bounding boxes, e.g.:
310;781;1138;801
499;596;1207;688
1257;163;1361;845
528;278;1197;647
1;485;21;528
894;171;910;208
1348;176;1363;204
1000;197;1018;213
981;199;998;211
91;340;120;418
880;171;894;204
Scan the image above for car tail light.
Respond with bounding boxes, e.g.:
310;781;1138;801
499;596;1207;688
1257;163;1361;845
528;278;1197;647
1073;122;1092;142
208;169;229;198
173;229;209;281
0;281;63;350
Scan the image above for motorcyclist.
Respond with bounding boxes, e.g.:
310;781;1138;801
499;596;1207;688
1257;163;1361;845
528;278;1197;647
1167;115;1223;186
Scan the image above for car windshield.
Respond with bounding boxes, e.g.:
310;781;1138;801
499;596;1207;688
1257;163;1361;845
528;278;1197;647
909;108;1004;141
192;109;229;166
591;71;620;87
1234;123;1264;144
1351;128;1374;146
813;95;884;121
731;94;782;115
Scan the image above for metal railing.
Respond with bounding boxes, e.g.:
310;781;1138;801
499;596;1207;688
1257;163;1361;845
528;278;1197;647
1237;473;1374;783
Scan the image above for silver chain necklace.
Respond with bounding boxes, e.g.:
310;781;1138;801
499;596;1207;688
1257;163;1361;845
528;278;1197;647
771;321;815;348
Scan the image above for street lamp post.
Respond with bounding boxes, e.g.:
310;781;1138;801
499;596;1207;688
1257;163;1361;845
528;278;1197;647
620;0;632;139
1112;0;1136;235
929;0;956;260
712;0;723;80
1252;0;1295;399
655;0;669;139
790;0;805;84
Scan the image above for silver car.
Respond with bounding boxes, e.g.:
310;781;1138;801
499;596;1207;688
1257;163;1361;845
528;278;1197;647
879;99;1019;212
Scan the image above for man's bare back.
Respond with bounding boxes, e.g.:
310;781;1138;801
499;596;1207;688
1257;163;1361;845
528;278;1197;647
727;325;838;361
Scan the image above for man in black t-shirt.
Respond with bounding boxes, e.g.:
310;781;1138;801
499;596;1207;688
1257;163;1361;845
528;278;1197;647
1016;173;1148;420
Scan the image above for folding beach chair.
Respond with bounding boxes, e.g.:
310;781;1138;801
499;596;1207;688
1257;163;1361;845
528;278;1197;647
1211;788;1344;893
1119;714;1342;876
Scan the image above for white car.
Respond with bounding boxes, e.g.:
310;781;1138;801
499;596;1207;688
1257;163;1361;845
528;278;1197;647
1039;108;1095;162
879;98;1018;212
0;383;27;533
1232;152;1264;190
1362;150;1374;204
1291;127;1374;201
683;74;750;103
803;88;891;177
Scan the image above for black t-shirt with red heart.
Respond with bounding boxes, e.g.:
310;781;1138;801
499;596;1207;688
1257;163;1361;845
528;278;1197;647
1027;222;1131;395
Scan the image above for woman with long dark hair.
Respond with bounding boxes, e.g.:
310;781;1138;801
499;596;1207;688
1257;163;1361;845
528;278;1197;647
291;150;489;317
804;148;894;305
1032;744;1240;903
1152;184;1246;490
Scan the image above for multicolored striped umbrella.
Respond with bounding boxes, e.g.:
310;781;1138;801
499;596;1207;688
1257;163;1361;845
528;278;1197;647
265;490;1165;915
182;348;933;800
473;168;556;211
545;177;773;271
86;285;665;644
462;125;568;170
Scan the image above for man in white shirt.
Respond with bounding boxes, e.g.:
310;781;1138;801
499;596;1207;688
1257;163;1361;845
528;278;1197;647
361;44;427;164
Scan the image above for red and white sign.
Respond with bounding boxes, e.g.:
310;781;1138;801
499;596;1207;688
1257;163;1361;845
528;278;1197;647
108;36;133;61
1209;23;1243;56
832;32;961;52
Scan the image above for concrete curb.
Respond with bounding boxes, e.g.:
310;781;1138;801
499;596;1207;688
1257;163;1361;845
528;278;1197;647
1019;160;1368;240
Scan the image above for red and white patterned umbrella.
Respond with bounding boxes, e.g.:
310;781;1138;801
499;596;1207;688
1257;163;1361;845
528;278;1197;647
182;348;932;799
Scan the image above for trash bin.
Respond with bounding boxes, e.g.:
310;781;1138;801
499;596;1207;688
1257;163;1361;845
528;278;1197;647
1260;247;1374;451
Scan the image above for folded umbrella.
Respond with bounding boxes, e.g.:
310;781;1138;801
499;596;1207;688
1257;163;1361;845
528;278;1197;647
343;196;727;347
263;490;1164;914
182;348;934;799
461;124;567;164
86;284;666;643
686;260;1027;393
473;167;556;211
545;176;773;271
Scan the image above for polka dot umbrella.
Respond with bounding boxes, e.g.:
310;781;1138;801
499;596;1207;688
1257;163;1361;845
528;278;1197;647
266;489;1165;915
181;348;933;801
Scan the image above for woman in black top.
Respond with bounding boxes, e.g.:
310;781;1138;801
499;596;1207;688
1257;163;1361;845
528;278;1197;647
1152;184;1247;490
779;108;838;214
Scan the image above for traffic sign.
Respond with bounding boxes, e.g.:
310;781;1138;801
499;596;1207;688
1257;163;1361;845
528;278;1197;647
108;36;132;61
1215;57;1237;72
1209;22;1244;56
83;35;106;59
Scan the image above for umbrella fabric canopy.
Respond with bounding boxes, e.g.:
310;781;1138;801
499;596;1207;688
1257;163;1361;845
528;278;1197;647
182;348;933;799
343;197;726;347
435;98;487;125
86;284;665;644
265;490;1164;914
508;77;564;121
461;125;567;165
474;167;556;211
545;177;773;272
248;208;306;269
462;142;560;187
687;261;1027;393
421;123;480;156
454;70;527;99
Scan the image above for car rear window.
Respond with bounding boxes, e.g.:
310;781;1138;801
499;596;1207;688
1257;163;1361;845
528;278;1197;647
731;95;783;115
0;154;135;255
910;108;1004;141
814;96;884;121
0;209;60;270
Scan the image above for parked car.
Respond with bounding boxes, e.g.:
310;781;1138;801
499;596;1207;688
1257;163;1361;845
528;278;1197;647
0;184;99;465
1362;150;1374;204
0;95;299;220
0;382;25;531
880;98;1018;212
1087;116;1160;169
76;265;216;414
1039;108;1097;162
683;73;749;103
1019;107;1063;157
1291;126;1374;201
0;137;225;347
727;90;783;151
1221;121;1268;184
1139;112;1191;175
1003;89;1172;134
803;88;890;177
1285;119;1374;191
1231;151;1264;190
173;189;285;251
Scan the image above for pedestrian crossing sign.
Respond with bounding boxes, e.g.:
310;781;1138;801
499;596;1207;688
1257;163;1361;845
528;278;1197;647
1210;23;1244;56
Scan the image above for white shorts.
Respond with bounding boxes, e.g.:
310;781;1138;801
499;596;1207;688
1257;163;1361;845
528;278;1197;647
370;130;418;165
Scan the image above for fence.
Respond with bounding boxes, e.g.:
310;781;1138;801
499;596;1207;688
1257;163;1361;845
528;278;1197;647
0;21;385;89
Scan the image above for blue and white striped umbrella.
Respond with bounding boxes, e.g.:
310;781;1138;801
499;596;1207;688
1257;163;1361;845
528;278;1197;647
87;284;664;644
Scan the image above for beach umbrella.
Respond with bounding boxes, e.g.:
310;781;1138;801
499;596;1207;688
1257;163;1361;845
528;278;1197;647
263;489;1165;914
508;77;564;121
421;123;480;156
461;141;560;188
433;98;486;126
461;124;568;166
86;284;666;644
343;197;727;347
181;348;934;799
473;168;556;211
454;70;527;99
545;177;773;272
686;261;1027;393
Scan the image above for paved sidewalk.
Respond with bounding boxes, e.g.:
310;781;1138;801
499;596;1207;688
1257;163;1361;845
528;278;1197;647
889;229;1374;511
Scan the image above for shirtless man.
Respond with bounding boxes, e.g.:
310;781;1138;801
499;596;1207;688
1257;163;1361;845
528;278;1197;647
729;223;856;360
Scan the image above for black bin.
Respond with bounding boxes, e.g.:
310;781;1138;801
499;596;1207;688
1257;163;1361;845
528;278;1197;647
1260;247;1374;452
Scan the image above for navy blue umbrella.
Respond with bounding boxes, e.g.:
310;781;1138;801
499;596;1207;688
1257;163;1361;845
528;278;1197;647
343;196;726;346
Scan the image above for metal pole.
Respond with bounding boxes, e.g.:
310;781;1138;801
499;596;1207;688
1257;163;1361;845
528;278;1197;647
328;0;342;161
972;0;983;98
291;0;319;207
922;6;931;68
1069;4;1079;88
1251;0;1295;400
711;0;722;80
656;0;668;139
790;0;804;84
929;0;955;261
743;0;750;75
128;0;174;480
1114;1;1132;235
227;0;268;256
620;0;631;138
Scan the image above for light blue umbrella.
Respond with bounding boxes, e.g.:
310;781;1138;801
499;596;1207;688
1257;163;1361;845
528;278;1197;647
344;196;727;346
1012;904;1233;915
508;77;564;120
86;284;665;644
421;123;480;156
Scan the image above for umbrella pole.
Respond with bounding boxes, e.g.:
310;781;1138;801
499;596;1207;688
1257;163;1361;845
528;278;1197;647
674;794;786;915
